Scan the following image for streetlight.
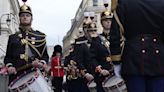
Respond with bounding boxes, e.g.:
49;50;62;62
0;13;11;35
0;13;18;35
103;0;110;8
9;13;18;25
9;13;19;32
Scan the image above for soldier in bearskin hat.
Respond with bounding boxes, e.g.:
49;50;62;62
51;45;64;92
4;0;49;84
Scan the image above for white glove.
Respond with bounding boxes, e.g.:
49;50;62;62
32;58;40;67
114;64;122;78
7;66;17;74
84;73;94;81
100;69;109;76
49;76;53;80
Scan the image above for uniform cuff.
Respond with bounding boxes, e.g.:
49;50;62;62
6;63;13;67
40;60;46;64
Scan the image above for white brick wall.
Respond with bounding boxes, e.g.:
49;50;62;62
0;0;20;63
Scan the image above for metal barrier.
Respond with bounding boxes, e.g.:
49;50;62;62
0;74;9;92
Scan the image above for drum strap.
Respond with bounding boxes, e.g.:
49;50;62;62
98;35;114;66
113;10;125;56
16;64;33;72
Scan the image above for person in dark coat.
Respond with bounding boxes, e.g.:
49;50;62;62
110;0;164;92
4;0;49;84
72;22;94;92
64;44;85;92
64;21;92;92
87;22;113;92
100;9;122;77
100;10;113;40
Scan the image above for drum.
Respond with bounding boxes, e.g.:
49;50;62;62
102;76;126;92
87;80;97;92
9;69;53;92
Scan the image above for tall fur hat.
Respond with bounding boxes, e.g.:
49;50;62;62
53;45;62;54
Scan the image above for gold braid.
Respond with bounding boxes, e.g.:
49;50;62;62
27;41;42;57
25;32;29;62
20;28;47;58
34;41;46;47
41;44;46;57
26;31;46;37
27;41;47;57
27;38;46;42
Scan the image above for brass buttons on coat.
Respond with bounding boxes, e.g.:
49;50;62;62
142;49;146;53
141;38;145;42
153;38;157;42
155;49;159;54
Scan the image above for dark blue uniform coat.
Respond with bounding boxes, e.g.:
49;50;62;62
111;0;164;76
4;28;49;72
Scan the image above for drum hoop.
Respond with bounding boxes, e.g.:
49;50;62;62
102;74;114;85
9;69;33;87
9;70;39;91
87;79;94;86
87;79;97;88
118;80;125;87
103;77;125;90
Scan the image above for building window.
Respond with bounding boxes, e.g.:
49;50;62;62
93;0;98;6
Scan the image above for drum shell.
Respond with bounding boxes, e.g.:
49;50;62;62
87;80;97;92
9;70;53;92
102;76;127;92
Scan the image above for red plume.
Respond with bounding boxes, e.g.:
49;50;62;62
22;0;27;3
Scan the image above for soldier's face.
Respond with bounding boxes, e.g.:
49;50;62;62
87;30;97;38
19;13;32;26
102;19;112;30
55;53;61;57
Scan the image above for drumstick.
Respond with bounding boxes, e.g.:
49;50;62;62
16;64;33;72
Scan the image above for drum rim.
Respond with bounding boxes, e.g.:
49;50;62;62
87;79;94;85
9;70;39;91
108;81;125;90
87;79;97;87
102;75;125;90
9;69;34;86
102;74;114;85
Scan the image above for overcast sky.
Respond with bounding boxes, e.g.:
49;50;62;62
18;0;82;46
